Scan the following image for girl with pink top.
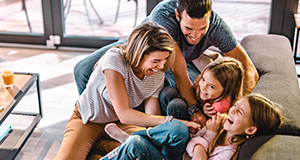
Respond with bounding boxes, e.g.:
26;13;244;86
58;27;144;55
102;93;282;160
160;57;244;126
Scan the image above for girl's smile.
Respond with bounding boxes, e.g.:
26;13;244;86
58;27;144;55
223;97;256;137
199;70;224;101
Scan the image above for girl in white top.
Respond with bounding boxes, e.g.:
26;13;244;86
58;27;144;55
56;22;200;160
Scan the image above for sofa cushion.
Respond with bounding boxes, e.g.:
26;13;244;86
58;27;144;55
250;135;300;159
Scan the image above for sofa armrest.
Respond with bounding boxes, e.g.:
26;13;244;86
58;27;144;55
237;34;300;160
241;34;300;127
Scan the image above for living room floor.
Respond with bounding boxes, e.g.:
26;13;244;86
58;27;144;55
1;1;300;160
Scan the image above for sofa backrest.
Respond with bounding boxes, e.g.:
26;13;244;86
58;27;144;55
241;34;300;128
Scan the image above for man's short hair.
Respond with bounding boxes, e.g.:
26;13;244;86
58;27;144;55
177;0;212;19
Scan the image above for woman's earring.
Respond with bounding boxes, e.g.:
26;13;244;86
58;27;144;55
246;135;250;139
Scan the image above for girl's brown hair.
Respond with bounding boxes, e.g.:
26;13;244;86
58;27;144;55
207;94;282;160
116;22;175;72
194;57;244;106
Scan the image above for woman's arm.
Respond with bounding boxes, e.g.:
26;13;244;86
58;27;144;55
144;97;161;115
104;69;166;127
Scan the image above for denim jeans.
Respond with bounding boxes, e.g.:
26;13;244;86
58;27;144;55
100;120;190;160
160;61;199;119
74;40;125;95
164;61;200;88
159;87;191;121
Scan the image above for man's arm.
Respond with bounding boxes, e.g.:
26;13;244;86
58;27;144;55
170;43;207;126
223;43;259;95
170;42;198;106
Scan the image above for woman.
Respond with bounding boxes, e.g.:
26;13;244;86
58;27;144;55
55;22;200;160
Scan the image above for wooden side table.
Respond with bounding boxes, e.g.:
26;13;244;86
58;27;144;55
0;72;43;160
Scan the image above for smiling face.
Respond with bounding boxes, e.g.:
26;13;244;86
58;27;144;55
133;51;170;78
198;70;224;101
176;9;210;45
224;97;257;137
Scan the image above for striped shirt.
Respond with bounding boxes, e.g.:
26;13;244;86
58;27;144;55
77;48;165;124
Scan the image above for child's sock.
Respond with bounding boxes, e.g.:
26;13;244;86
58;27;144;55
104;123;130;143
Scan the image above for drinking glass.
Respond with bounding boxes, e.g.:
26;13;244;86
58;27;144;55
0;61;14;88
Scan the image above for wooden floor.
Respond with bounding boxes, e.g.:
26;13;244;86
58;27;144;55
0;47;92;160
0;0;300;160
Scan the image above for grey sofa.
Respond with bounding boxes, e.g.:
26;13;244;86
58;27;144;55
237;34;300;159
90;34;300;159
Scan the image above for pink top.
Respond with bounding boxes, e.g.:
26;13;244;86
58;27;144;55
183;127;237;160
211;96;231;114
201;96;231;115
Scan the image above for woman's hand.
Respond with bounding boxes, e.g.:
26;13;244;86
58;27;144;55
177;119;202;134
206;113;222;133
203;102;216;117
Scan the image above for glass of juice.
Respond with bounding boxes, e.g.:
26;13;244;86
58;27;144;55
0;61;14;88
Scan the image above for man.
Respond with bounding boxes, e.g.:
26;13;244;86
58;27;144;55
74;0;258;126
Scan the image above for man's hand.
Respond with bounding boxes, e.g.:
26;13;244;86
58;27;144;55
206;113;222;133
191;110;207;127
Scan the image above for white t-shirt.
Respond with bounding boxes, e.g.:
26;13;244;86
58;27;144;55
77;48;165;124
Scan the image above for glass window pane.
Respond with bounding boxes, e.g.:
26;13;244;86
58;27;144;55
0;0;44;34
62;0;146;38
212;0;271;41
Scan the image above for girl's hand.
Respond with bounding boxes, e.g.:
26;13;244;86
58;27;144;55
206;113;222;133
203;102;216;117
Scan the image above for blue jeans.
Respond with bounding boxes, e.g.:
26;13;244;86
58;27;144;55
100;120;190;160
160;61;199;118
159;87;191;121
164;61;200;88
74;40;125;95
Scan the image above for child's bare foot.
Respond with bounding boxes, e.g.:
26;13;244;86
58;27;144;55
105;123;130;143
